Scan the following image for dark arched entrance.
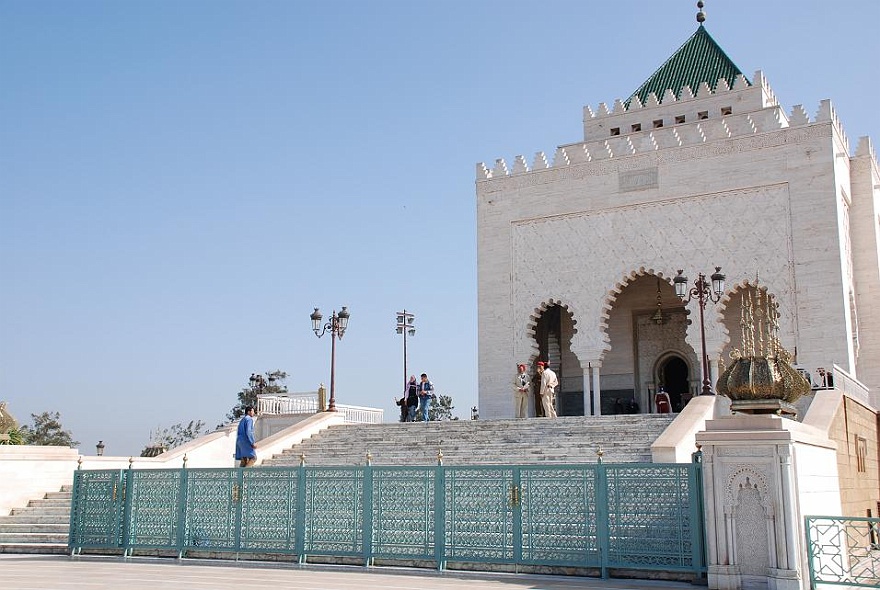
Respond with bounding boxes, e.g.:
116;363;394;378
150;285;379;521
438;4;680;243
658;355;689;412
532;304;582;416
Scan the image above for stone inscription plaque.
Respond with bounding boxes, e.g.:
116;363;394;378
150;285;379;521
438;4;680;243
619;168;659;192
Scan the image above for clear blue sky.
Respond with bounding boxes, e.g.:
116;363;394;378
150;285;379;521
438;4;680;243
2;0;878;457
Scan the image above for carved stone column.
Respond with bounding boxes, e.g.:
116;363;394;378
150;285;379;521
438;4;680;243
697;415;840;590
591;362;602;416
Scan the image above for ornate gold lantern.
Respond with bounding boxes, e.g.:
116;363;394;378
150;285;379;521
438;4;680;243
715;287;811;417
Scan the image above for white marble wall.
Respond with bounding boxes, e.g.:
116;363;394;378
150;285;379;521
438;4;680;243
476;73;871;419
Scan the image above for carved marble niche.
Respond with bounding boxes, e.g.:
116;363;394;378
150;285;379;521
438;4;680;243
726;465;776;578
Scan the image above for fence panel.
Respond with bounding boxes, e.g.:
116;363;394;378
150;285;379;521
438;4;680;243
520;465;599;567
239;467;301;554
183;469;240;551
605;463;701;571
443;466;516;564
806;516;880;588
124;469;184;552
68;469;127;551
303;467;364;558
370;466;436;561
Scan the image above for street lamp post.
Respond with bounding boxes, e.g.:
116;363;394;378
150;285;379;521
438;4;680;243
248;373;275;413
310;307;351;412
674;266;726;396
395;310;416;387
96;440;105;456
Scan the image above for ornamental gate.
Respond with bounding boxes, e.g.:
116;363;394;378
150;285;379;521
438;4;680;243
69;461;706;578
805;516;880;588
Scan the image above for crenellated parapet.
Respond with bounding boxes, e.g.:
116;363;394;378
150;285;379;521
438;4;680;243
477;71;852;182
582;70;766;143
854;136;877;164
815;99;851;156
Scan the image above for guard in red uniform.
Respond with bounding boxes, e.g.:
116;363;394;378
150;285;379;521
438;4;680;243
655;387;672;414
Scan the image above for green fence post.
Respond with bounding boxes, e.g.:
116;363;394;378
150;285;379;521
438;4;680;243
596;462;609;579
121;466;134;557
434;450;446;571
176;464;189;559
295;454;307;564
363;452;374;566
233;468;244;558
690;446;707;578
512;467;522;568
67;469;82;556
804;516;817;589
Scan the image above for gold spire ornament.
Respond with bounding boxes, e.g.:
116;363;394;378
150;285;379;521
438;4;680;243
715;287;810;417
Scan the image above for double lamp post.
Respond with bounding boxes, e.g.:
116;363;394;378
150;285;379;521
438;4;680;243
310;307;350;412
673;266;725;396
395;310;415;387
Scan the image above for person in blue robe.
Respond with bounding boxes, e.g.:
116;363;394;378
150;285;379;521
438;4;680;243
235;405;257;467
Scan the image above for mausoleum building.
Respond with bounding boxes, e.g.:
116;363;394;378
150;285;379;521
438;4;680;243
476;19;880;420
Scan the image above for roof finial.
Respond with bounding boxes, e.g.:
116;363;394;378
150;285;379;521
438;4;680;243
696;0;706;24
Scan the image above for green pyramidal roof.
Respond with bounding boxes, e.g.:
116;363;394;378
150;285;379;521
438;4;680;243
628;25;748;106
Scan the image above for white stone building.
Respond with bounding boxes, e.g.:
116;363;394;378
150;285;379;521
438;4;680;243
476;21;880;420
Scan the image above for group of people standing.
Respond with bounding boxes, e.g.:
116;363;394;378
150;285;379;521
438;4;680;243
514;361;558;419
396;373;435;422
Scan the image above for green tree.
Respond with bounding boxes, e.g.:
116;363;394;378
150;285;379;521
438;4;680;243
225;370;288;422
20;411;79;447
428;394;457;421
0;427;26;445
149;420;208;450
0;402;23;445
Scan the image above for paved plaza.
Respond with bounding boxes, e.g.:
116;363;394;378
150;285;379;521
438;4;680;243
0;555;700;590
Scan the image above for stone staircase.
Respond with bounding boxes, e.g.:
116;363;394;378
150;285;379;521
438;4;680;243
265;414;678;466
0;485;71;554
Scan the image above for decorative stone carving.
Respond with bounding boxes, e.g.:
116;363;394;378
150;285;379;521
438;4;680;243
511;184;796;364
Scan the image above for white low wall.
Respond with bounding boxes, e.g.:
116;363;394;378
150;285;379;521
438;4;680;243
0;412;346;515
253;411;345;466
651;395;718;463
0;445;81;516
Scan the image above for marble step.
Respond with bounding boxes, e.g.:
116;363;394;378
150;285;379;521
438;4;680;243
1;514;71;525
0;532;69;544
26;498;71;508
0;523;68;534
11;506;70;517
0;542;69;555
44;491;73;500
264;415;674;468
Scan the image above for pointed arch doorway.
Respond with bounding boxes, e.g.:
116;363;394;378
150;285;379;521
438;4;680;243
532;303;583;416
655;354;690;412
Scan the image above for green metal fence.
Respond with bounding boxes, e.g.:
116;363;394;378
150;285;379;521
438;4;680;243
805;516;880;588
69;461;705;578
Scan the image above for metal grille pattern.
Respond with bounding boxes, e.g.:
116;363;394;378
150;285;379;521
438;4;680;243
184;469;238;551
240;468;300;553
125;470;183;549
445;467;515;562
370;467;435;560
521;466;598;566
304;467;363;556
68;462;705;577
806;516;880;588
69;469;126;550
605;464;697;569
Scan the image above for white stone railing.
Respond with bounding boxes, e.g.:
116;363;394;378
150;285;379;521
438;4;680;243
257;392;319;415
830;364;874;409
257;393;384;424
337;404;384;424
